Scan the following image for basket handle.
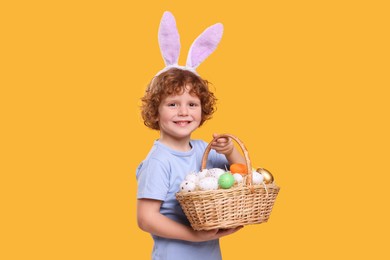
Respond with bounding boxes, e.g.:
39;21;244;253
201;134;253;186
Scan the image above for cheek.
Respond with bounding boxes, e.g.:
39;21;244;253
157;108;173;122
195;110;202;120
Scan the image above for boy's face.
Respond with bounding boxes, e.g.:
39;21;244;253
157;85;202;143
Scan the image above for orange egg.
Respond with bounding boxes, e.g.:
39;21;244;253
230;163;247;174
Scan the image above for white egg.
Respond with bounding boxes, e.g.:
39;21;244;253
185;173;199;184
197;169;208;180
233;173;243;184
198;177;218;191
207;168;226;179
252;171;264;185
180;180;197;192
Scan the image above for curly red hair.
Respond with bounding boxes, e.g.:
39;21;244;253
141;68;217;130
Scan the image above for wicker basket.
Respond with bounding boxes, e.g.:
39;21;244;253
176;134;280;231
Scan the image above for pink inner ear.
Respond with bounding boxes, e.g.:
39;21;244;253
158;11;181;66
186;23;223;69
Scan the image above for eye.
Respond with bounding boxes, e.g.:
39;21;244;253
167;103;177;107
189;103;199;107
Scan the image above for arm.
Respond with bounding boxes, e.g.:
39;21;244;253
210;133;246;165
137;198;242;242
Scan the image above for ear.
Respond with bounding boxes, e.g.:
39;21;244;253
186;23;224;69
158;11;181;66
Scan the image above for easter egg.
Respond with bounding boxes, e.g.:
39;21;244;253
198;177;218;191
230;163;247;174
197;169;208;179
207;168;225;179
218;173;235;189
256;168;274;184
252;171;264;185
185;172;199;184
233;173;243;184
180;180;197;192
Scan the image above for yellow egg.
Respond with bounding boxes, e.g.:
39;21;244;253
256;168;274;184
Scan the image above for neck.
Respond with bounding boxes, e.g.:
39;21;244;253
159;134;192;152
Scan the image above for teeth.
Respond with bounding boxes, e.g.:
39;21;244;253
176;121;190;126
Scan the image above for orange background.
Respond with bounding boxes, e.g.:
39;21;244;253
1;1;389;259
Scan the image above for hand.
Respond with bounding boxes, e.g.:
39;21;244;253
210;133;234;156
192;226;244;242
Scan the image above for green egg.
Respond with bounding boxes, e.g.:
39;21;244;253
218;173;235;189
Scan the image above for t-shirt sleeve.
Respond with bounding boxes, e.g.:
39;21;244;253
136;158;170;201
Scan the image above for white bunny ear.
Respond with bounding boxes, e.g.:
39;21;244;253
186;23;224;69
158;11;181;66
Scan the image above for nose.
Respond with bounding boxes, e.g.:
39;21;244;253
178;106;188;116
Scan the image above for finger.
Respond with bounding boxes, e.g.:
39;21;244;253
212;139;226;146
216;228;236;236
221;137;231;143
208;229;219;236
213;133;229;143
212;143;228;150
221;226;243;235
235;226;244;231
212;141;224;147
216;137;229;144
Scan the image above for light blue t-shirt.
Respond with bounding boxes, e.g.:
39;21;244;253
136;139;229;260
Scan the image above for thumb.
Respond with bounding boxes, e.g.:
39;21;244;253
213;133;219;139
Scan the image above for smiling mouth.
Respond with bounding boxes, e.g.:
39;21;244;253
174;121;192;126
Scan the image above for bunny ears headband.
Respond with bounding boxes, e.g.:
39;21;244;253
155;11;224;76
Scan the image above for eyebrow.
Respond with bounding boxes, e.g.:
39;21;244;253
164;97;200;103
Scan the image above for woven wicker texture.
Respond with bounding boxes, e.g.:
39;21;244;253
176;134;280;230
